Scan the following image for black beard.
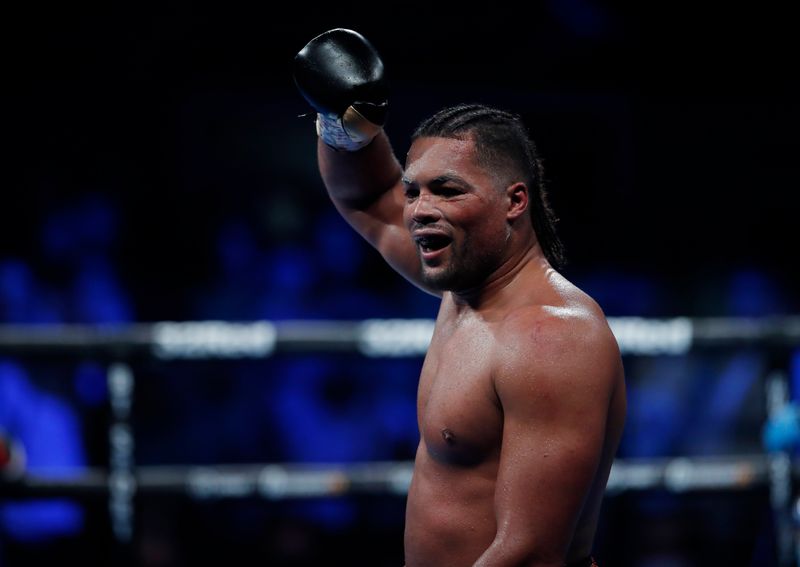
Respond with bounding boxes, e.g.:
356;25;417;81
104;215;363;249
418;242;496;293
420;262;460;290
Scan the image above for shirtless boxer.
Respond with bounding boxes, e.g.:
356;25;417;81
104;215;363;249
293;29;626;567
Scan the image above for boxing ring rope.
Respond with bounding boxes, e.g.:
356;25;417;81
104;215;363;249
1;316;799;562
1;315;799;359
0;454;776;499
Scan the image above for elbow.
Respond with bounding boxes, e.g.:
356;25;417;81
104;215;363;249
477;535;564;567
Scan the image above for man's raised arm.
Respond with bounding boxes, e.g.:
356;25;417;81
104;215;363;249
294;29;428;292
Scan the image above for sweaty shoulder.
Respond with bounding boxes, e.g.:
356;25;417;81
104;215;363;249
491;274;622;398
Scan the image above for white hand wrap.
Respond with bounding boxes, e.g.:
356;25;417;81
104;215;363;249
316;106;382;152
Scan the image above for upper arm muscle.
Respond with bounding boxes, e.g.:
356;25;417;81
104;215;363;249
490;316;618;560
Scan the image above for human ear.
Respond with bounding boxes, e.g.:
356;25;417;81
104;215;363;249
506;182;529;221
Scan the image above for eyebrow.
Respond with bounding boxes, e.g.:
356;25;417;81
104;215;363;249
402;172;471;188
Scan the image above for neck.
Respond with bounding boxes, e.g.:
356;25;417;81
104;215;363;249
450;240;550;313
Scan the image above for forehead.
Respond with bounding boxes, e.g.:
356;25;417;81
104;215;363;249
404;136;481;181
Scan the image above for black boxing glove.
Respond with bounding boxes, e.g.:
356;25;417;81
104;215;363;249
293;28;388;151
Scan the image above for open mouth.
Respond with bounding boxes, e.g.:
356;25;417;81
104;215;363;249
415;233;452;254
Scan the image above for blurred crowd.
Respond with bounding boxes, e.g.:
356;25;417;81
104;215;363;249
1;182;795;565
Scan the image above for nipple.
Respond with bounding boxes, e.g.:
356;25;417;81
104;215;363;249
441;428;455;445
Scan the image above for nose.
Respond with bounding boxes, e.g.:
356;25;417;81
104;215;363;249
409;192;442;224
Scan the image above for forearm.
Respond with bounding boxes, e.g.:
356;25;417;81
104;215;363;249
318;130;403;209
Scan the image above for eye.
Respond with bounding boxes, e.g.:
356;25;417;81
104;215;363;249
404;187;419;200
437;186;462;198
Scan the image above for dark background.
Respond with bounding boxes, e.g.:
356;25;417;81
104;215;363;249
1;2;799;566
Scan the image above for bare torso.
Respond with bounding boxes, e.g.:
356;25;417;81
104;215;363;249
404;269;626;567
314;130;626;566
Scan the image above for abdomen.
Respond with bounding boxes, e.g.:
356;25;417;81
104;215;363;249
404;443;499;567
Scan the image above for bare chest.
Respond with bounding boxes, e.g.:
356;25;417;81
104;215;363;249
417;323;503;466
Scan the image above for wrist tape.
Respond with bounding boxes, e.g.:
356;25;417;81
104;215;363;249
316;106;382;152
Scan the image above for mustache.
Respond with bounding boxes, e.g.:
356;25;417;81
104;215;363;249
408;222;450;233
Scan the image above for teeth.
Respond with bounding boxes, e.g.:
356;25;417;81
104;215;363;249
415;234;449;252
